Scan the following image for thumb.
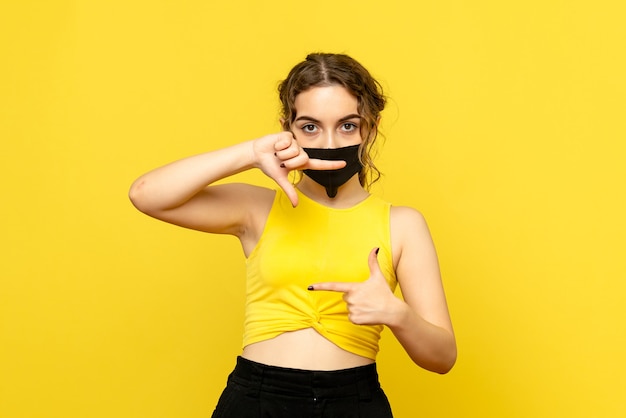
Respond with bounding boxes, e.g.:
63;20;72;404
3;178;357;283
368;247;384;279
274;175;299;207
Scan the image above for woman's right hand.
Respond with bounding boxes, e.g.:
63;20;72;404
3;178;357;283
252;132;345;207
128;131;346;236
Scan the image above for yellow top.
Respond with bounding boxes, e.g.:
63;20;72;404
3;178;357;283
243;188;397;360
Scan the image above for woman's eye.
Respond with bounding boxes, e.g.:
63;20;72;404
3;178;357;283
342;123;358;132
302;124;317;133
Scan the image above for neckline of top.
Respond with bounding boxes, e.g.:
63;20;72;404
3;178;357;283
294;188;373;211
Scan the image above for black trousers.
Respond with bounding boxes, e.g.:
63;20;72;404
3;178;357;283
211;356;394;418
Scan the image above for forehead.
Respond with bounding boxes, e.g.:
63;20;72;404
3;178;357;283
294;85;359;118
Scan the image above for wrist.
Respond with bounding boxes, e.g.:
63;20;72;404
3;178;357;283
244;139;260;170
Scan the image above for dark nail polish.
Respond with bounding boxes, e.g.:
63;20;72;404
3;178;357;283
280;163;285;168
375;247;380;255
307;285;314;291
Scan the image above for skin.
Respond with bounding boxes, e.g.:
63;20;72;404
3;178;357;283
129;85;457;374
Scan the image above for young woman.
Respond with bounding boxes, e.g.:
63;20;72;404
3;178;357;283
129;53;456;417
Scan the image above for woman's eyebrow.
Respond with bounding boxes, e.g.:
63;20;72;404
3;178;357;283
338;114;362;122
294;114;361;123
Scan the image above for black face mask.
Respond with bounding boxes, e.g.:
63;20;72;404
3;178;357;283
302;145;362;198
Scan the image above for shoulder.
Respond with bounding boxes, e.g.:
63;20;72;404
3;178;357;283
389;205;435;265
390;205;429;232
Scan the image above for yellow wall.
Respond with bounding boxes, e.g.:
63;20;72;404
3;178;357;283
1;1;625;417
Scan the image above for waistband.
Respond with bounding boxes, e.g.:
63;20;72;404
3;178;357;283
229;356;381;400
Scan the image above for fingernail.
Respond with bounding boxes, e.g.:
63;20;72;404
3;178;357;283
280;163;285;168
375;247;380;255
307;285;314;291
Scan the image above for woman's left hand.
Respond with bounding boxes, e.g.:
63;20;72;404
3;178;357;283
308;247;403;326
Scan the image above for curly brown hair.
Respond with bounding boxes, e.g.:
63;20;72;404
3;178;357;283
278;53;387;188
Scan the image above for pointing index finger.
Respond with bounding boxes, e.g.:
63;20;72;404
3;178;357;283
307;282;354;293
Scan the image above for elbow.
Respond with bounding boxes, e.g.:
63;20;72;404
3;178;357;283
415;338;457;375
421;351;456;375
434;336;457;374
128;179;151;214
433;348;457;374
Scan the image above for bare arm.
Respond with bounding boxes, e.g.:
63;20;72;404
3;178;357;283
128;132;345;239
129;139;261;236
388;206;456;373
